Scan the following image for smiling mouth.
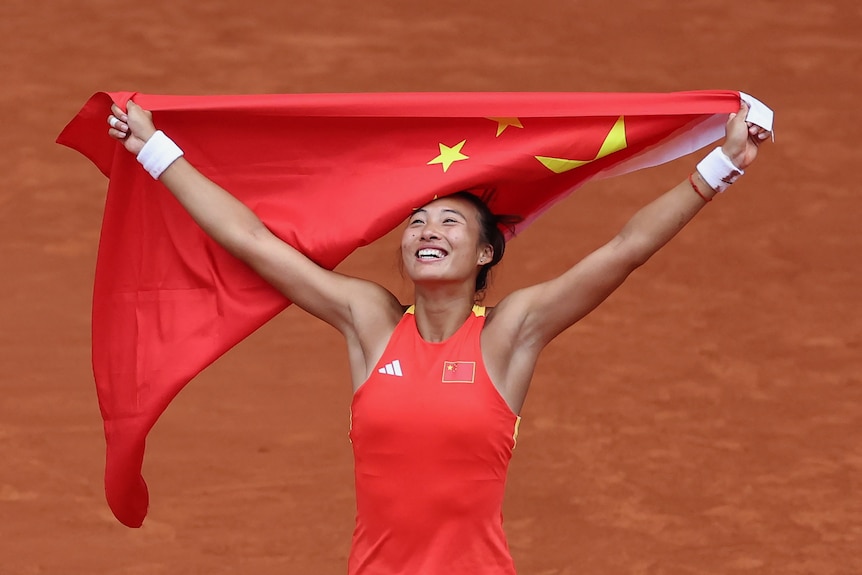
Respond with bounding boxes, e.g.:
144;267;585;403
416;248;448;260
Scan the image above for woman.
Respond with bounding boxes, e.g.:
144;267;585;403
108;99;770;574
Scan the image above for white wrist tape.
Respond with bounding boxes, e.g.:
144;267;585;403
696;147;743;193
136;130;184;179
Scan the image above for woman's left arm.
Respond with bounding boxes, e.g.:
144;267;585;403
495;101;771;351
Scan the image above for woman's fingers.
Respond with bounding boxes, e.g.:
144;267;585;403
745;123;771;143
107;102;131;140
738;100;772;143
110;103;128;122
747;123;769;136
107;114;125;130
106;113;129;139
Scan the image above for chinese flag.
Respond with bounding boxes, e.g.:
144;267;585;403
442;361;477;384
57;90;771;527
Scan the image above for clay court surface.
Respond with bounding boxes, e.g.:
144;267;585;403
2;1;860;573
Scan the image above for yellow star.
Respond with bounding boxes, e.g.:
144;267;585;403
428;140;469;172
536;116;627;174
487;117;523;137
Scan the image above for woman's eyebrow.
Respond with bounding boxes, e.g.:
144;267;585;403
441;208;466;219
410;207;465;218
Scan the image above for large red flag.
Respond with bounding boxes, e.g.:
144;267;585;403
57;90;772;527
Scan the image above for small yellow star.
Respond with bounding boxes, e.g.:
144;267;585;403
488;117;523;137
428;140;469;172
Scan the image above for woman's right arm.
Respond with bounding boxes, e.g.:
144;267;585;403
108;100;401;336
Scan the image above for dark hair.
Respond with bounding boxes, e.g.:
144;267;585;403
447;189;523;297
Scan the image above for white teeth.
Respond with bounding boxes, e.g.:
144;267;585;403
417;248;446;259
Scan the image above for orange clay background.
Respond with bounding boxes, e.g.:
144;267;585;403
2;1;860;573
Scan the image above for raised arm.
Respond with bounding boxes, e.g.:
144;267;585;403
492;101;771;352
107;101;402;340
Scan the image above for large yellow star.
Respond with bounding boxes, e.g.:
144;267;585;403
428;140;469;172
487;117;523;137
536;116;628;174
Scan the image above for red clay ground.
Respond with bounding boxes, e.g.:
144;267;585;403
2;1;860;573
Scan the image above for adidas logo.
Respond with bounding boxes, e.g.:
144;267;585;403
378;360;403;377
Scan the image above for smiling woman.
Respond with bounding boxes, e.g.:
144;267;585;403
406;190;522;297
402;193;505;296
105;97;770;574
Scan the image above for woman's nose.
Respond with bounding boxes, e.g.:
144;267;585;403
420;223;441;240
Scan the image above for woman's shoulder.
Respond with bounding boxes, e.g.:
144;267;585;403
480;291;533;343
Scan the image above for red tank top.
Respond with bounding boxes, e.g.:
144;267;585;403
348;305;521;574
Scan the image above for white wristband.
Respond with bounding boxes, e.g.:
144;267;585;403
696;147;743;193
136;130;184;180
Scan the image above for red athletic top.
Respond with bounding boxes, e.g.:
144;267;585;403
348;305;521;574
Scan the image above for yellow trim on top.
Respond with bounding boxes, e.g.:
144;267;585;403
512;416;521;451
406;304;483;316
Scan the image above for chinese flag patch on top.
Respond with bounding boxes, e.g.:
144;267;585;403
442;361;476;384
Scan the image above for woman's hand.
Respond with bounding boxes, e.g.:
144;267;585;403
721;100;771;171
107;100;157;155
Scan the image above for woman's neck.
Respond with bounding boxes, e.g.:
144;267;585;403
412;286;476;343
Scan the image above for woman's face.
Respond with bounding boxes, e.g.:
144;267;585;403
400;196;492;287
